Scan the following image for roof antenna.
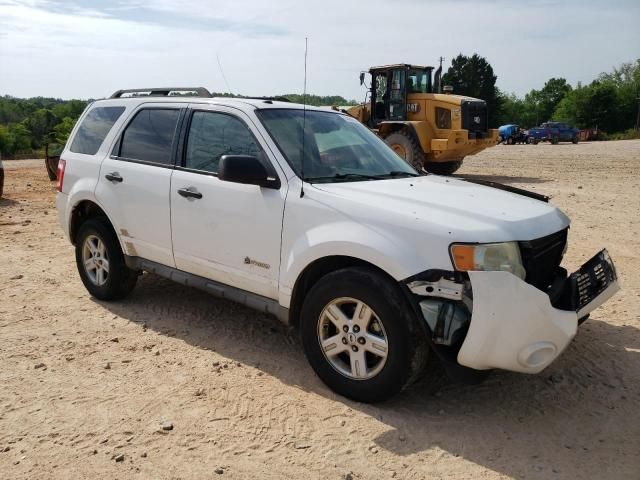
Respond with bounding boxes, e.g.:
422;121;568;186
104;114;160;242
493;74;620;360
216;52;233;95
300;37;308;198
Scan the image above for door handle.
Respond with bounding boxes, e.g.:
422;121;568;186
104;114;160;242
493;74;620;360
105;172;123;183
177;187;203;199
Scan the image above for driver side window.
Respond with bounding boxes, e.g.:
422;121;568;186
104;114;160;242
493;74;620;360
185;111;262;173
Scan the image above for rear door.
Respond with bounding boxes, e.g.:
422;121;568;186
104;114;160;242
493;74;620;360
95;104;183;267
169;105;287;298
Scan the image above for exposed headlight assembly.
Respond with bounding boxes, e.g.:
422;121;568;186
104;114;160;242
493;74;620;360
449;242;526;280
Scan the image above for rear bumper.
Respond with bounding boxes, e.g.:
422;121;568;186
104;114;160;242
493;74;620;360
56;192;70;241
457;251;619;373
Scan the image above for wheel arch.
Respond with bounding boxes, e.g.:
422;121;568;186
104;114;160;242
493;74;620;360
287;255;402;328
69;199;120;248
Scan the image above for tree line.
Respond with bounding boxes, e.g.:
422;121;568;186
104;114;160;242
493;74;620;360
0;97;87;157
1;57;638;157
0;92;356;157
443;54;640;136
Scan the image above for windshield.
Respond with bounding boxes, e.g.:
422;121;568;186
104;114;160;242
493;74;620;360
256;109;418;183
408;69;433;93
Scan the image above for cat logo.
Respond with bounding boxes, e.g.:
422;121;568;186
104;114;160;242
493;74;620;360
407;103;421;113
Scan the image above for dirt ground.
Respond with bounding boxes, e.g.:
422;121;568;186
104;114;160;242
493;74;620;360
1;140;639;480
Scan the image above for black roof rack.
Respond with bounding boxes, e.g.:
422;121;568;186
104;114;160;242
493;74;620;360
213;95;291;103
110;87;212;99
243;96;291;103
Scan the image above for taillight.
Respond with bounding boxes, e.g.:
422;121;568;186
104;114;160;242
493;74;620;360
57;159;66;192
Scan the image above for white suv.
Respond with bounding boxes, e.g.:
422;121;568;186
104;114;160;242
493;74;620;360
56;87;619;402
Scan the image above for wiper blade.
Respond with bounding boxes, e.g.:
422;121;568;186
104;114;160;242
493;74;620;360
372;170;421;178
306;173;378;182
305;171;420;183
333;173;378;180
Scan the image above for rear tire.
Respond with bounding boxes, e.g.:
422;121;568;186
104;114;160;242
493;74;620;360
552;136;559;145
506;137;514;145
425;160;463;175
75;218;138;301
572;136;578;144
300;267;429;403
384;130;426;171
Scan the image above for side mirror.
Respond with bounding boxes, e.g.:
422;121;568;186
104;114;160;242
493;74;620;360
359;72;365;86
218;155;280;189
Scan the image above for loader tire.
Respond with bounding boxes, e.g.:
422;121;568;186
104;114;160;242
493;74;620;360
425;160;463;175
384;131;426;171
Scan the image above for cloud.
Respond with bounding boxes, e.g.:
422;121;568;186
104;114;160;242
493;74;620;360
13;0;291;35
0;0;638;100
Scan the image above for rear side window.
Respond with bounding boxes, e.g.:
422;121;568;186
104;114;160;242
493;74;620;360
119;109;180;165
70;106;125;155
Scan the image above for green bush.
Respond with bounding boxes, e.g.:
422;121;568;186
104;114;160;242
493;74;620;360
604;129;640;140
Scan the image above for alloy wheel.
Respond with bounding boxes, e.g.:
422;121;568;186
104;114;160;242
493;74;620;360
82;234;109;286
317;297;389;380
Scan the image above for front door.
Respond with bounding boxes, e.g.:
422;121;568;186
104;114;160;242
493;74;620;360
372;71;389;124
388;68;407;121
95;105;182;267
170;106;286;299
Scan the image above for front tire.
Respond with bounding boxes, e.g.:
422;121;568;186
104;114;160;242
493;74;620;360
425;160;463;175
300;267;429;403
75;218;138;300
384;130;426;171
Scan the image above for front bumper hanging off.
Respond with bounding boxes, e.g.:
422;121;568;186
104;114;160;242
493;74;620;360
457;249;619;373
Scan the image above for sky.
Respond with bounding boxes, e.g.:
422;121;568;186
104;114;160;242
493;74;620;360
0;0;639;101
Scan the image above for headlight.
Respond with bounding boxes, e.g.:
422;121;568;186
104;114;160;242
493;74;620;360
449;242;526;280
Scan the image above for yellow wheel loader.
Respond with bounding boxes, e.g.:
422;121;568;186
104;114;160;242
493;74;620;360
347;64;499;175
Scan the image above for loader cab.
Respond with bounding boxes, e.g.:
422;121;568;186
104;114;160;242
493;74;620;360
366;64;434;127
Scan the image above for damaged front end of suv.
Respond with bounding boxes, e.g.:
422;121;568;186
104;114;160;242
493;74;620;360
403;229;619;381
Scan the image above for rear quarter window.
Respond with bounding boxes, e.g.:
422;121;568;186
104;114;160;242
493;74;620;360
70;106;125;155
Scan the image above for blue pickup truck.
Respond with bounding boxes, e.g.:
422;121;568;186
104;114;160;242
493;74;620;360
527;122;579;144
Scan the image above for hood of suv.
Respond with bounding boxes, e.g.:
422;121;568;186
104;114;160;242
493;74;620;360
311;174;569;243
